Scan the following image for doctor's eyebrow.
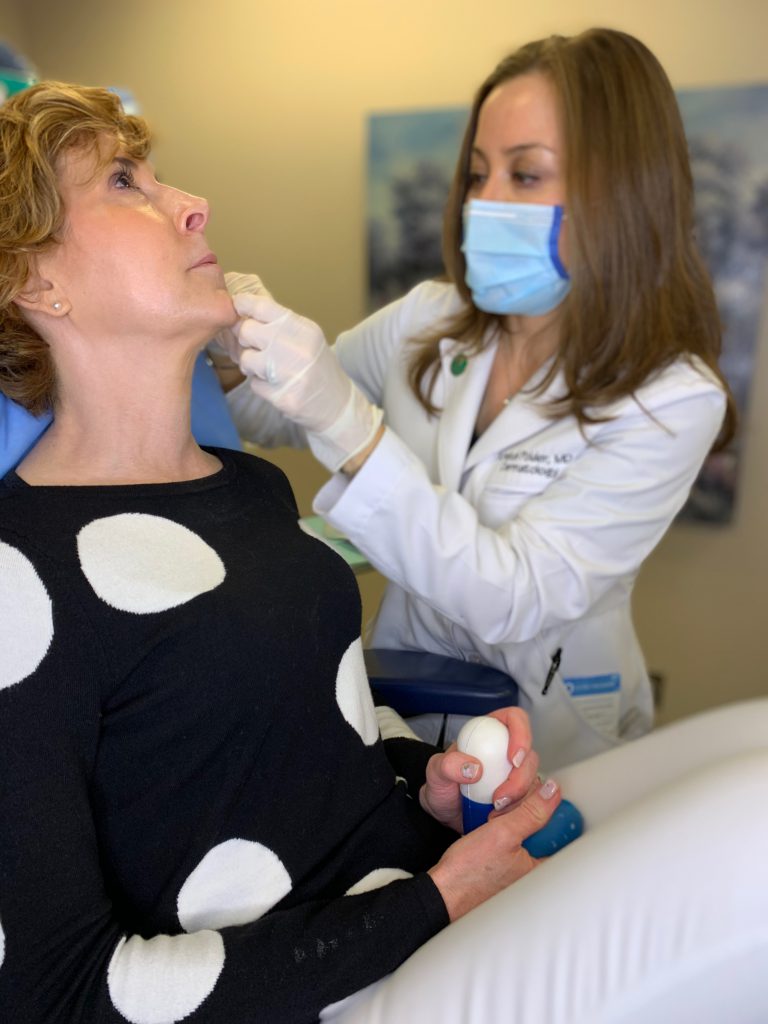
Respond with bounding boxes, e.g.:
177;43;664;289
471;143;558;158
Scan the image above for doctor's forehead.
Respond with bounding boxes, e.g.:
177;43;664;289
475;73;562;153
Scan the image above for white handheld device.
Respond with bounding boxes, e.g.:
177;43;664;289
456;715;584;855
457;716;512;832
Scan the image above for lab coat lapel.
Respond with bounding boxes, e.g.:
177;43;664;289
436;339;496;490
465;363;563;472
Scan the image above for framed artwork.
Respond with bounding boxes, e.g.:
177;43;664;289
366;85;768;523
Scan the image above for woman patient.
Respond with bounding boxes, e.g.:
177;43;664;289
1;83;767;1024
0;79;559;1023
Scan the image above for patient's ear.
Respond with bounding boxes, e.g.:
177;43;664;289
14;272;70;318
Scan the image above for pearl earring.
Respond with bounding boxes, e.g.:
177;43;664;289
52;301;62;310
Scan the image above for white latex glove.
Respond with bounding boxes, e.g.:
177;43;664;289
233;293;383;472
209;272;272;363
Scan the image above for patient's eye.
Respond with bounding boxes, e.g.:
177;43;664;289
111;161;138;191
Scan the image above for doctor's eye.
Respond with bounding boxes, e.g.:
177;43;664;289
512;170;540;188
466;171;487;191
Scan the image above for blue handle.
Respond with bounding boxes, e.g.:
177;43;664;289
462;796;583;857
522;799;583;857
461;796;495;833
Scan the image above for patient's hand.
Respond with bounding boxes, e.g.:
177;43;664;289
428;776;561;922
419;707;538;833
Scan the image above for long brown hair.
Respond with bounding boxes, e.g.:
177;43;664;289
0;82;150;413
408;28;736;446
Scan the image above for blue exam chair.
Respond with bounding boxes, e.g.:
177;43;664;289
364;648;518;719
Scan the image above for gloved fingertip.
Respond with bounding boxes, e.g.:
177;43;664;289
233;292;283;320
225;271;273;300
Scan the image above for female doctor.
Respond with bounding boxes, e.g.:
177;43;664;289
222;28;735;770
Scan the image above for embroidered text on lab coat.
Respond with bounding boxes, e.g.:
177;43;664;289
500;447;574;479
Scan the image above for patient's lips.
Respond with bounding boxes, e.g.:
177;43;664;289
190;251;219;270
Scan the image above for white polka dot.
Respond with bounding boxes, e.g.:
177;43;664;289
0;542;53;689
336;637;379;745
375;705;420;742
177;838;292;932
77;514;225;614
107;930;224;1024
345;867;413;896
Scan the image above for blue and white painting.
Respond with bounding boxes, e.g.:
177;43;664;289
368;108;466;308
366;84;768;522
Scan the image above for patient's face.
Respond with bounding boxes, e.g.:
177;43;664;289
40;135;237;346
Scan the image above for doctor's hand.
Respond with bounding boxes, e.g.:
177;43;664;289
420;707;538;834
233;293;383;473
207;270;274;366
428;776;561;923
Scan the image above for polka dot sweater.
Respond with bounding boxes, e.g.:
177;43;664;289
0;449;453;1024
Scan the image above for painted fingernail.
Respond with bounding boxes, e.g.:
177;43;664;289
539;778;558;800
511;748;527;768
493;796;511;811
461;762;478;779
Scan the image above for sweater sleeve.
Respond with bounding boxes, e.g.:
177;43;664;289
0;532;449;1024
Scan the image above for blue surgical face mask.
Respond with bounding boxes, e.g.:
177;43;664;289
462;199;571;316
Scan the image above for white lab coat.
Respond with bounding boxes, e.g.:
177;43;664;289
228;281;727;769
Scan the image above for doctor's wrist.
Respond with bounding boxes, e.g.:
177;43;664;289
341;422;385;476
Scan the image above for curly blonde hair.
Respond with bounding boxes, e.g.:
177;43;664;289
0;82;151;413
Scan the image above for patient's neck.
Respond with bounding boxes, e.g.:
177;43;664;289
16;349;222;486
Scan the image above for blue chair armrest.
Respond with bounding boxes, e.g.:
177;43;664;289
364;648;518;717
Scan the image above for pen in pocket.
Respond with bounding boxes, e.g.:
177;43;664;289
542;647;562;695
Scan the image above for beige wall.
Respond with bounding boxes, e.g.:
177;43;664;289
11;0;768;721
1;0;27;53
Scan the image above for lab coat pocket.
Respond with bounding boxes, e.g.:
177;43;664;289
527;636;623;772
530;679;622;772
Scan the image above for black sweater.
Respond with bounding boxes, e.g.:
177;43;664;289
0;448;452;1023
